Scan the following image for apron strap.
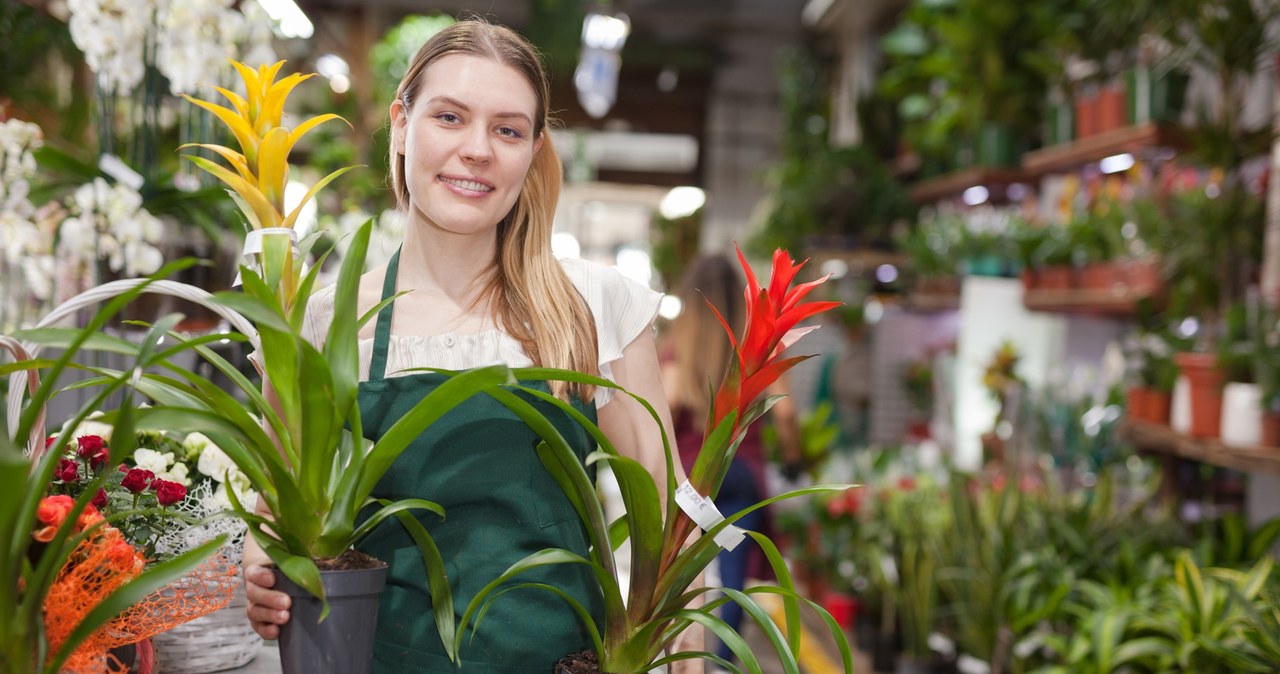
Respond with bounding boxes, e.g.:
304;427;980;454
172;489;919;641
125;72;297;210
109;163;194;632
369;247;401;381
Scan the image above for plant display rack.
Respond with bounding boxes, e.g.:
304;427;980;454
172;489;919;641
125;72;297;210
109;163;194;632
1122;419;1280;479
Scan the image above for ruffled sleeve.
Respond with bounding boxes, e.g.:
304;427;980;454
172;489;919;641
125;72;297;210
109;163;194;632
559;257;663;407
299;284;336;349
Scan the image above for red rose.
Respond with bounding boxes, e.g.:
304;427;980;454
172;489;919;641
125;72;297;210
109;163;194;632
121;468;155;494
91;488;108;509
150;479;187;506
54;459;79;483
76;435;104;457
77;435;109;468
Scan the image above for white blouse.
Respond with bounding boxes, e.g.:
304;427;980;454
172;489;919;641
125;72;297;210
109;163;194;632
300;256;663;408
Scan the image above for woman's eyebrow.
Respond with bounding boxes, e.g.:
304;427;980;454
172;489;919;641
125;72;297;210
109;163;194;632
426;95;532;125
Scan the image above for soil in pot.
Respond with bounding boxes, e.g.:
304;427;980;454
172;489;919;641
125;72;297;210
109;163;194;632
555;649;611;674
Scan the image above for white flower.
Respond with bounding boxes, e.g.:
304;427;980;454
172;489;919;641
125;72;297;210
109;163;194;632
196;442;236;482
209;479;256;512
183;431;215;456
133;447;172;474
73;411;115;442
160;460;191;487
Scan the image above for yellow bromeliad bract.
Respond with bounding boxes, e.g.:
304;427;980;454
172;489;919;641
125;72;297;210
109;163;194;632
181;61;356;310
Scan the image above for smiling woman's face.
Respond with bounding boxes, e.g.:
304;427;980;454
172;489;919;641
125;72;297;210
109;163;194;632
390;53;542;239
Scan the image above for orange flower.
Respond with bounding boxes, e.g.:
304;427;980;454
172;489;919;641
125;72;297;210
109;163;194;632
33;526;57;543
36;494;74;528
76;504;104;532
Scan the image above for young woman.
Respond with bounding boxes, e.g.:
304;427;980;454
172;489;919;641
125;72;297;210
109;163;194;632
241;20;701;674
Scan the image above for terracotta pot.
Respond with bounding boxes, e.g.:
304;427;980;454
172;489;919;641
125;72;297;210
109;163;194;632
1020;269;1038;293
1146;390;1171;425
1038;265;1074;291
1127;387;1151;423
1174;352;1225;438
1097;84;1128;133
1118;260;1163;296
1262;412;1280;447
1075;93;1099;139
1079;263;1118;292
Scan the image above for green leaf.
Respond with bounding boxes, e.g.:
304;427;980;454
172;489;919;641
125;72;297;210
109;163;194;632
380;502;457;662
719;587;799;674
745;530;801;655
666;609;762;674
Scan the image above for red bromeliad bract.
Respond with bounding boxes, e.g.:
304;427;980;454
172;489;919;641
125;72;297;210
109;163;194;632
709;247;841;433
669;246;839;563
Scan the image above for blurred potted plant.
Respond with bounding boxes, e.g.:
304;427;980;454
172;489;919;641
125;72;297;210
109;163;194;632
883;477;950;674
981;341;1023;464
1158;187;1266;438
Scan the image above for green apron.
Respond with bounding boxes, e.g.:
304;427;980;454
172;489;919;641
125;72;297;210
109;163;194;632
354;250;604;673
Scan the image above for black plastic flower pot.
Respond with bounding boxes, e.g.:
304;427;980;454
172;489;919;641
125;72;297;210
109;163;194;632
273;562;388;674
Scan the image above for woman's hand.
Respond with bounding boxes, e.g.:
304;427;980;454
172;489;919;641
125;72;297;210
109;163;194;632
242;529;291;639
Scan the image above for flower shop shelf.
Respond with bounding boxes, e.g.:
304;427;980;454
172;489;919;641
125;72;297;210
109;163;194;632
1122;419;1280;478
1022;122;1184;176
906;166;1030;204
1022;287;1148;315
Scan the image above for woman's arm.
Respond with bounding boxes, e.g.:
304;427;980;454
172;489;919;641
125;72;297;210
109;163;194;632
599;328;704;674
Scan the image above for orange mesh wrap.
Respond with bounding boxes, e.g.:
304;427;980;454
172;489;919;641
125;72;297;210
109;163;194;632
42;522;237;673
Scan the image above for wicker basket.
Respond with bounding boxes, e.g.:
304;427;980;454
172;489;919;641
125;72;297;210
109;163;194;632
151;583;263;674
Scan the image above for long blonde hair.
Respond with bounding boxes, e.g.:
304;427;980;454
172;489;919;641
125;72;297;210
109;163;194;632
666;255;745;427
390;20;597;401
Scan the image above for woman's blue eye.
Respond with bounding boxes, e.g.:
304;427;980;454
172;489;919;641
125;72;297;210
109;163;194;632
498;127;523;139
436;113;460;123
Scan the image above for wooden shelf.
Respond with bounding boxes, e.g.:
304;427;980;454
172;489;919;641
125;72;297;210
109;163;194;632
1022;287;1152;315
1122;420;1280;478
1022;122;1184;175
905;291;961;312
906;166;1029;204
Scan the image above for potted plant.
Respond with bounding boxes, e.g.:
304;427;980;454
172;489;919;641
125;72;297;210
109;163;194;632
458;249;855;673
1158;187;1266;438
884;478;950;674
0;284;227;674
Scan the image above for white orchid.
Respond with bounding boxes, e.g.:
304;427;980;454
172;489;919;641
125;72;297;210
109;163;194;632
59;177;167;277
67;0;152;94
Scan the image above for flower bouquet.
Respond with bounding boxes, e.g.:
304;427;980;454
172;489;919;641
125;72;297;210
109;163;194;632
460;249;857;673
55;421;266;673
0;286;231;674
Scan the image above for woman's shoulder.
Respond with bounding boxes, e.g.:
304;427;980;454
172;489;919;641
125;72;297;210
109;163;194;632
557;256;663;363
301;265;388;345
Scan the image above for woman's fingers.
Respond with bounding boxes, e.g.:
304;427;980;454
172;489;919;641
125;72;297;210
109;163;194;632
243;562;291;635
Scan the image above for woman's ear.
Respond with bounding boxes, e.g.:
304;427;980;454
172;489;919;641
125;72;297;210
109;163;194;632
389;99;408;156
532;130;544;155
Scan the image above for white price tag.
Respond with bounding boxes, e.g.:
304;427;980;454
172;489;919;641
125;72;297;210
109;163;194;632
674;480;745;551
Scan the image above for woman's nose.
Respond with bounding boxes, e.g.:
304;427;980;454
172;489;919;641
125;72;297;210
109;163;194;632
459;128;493;164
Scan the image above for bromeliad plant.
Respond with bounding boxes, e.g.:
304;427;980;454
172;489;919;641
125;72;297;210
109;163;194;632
460;248;855;674
181;60;356;313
